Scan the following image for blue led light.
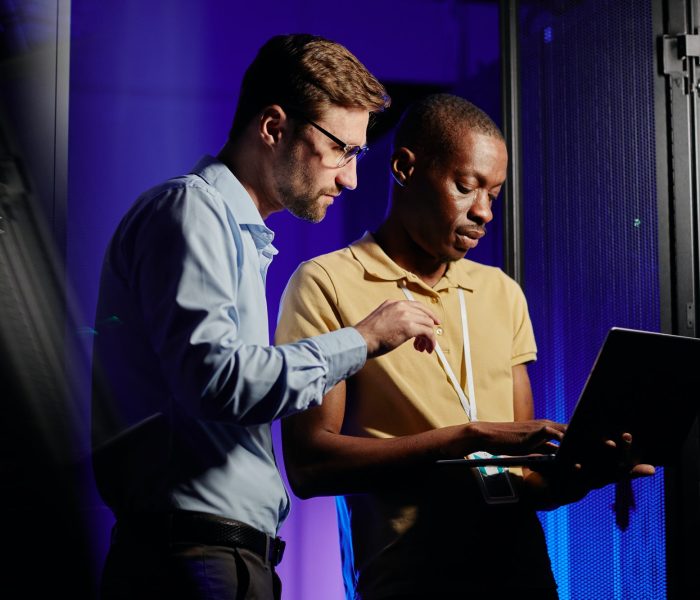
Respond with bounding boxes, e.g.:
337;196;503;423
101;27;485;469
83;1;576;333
522;1;663;597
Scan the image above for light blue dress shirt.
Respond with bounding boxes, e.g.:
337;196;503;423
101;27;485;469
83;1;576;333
92;155;367;536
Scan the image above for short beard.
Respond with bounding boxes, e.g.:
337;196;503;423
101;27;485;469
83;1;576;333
275;143;336;223
284;192;326;223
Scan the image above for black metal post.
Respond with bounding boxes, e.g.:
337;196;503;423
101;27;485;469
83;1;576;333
499;0;524;285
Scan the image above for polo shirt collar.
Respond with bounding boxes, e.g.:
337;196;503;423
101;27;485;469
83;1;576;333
442;260;474;291
349;232;406;281
349;232;475;291
191;155;277;254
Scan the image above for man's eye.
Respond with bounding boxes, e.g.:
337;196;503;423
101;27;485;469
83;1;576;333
457;184;474;195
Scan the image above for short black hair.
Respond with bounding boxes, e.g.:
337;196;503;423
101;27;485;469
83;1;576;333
393;93;504;165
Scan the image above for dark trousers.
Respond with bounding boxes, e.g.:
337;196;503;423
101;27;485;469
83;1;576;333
101;537;282;600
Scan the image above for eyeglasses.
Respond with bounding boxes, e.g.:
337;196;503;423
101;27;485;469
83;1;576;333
296;115;369;168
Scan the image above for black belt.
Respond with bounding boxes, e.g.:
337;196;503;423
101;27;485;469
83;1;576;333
113;511;286;567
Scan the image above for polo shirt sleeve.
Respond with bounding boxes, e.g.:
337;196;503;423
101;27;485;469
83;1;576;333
508;276;537;366
276;259;370;394
276;258;347;341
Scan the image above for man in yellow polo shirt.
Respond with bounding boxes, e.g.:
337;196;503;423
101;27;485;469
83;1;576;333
275;94;652;599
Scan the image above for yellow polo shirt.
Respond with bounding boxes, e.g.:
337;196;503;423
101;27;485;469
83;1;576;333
276;232;536;436
275;233;553;598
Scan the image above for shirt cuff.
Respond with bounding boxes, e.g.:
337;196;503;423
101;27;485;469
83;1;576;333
310;327;367;393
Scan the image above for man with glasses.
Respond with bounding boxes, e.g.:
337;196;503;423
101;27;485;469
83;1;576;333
294;113;370;164
92;34;439;600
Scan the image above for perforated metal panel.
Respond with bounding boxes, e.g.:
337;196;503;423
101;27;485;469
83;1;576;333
519;1;663;598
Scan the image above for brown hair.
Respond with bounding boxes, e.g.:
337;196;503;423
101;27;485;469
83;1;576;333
229;34;390;139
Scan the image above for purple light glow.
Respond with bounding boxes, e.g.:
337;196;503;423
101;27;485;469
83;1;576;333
68;2;501;597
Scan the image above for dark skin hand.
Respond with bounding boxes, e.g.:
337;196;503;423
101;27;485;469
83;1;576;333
522;432;656;510
282;365;566;500
282;363;655;505
511;361;655;509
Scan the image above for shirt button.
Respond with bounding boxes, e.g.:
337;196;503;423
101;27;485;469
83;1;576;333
430;297;439;304
436;327;444;335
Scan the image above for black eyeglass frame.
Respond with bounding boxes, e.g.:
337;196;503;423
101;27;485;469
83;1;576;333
292;113;369;168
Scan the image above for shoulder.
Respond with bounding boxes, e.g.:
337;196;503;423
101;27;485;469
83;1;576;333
111;173;239;268
284;249;351;308
462;260;521;289
140;173;225;212
290;245;360;284
460;260;530;312
118;174;231;238
305;245;357;270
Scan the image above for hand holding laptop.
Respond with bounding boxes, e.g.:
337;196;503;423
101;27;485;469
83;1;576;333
524;431;656;509
465;419;566;456
439;328;700;473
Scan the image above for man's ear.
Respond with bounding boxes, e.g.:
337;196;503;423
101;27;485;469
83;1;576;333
259;104;288;148
391;147;416;187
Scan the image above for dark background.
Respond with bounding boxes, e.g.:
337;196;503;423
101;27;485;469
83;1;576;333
2;1;695;598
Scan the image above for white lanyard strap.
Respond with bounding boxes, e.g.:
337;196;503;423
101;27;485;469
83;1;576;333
401;286;477;421
458;288;477;421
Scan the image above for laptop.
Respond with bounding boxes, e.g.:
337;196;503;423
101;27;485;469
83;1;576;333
436;327;700;473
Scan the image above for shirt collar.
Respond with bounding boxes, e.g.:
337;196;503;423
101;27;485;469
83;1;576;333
349;231;475;291
191;155;265;227
441;259;474;291
191;155;277;253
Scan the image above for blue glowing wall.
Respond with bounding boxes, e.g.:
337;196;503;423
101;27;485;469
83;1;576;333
519;1;664;598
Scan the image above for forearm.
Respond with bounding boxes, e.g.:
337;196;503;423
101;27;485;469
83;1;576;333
167;330;366;425
130;185;368;425
283;422;481;498
284;416;567;498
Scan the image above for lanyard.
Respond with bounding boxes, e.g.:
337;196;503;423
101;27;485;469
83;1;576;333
402;283;517;501
401;286;477;422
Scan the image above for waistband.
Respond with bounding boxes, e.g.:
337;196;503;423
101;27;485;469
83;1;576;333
113;510;286;567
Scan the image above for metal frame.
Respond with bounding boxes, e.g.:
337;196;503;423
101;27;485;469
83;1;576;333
657;0;700;596
55;0;71;262
499;0;524;285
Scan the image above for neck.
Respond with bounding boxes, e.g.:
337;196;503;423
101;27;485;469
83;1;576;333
374;218;448;288
217;139;284;220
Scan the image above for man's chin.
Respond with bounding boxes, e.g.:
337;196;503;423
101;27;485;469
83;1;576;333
288;204;327;224
440;248;469;263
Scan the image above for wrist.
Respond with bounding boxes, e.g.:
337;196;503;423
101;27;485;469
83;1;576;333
462;421;485;454
353;324;377;357
439;422;482;459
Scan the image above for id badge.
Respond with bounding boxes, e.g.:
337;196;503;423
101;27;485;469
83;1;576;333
469;451;519;504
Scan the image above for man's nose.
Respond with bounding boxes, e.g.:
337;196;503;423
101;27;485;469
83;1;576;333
336;159;358;191
468;190;493;225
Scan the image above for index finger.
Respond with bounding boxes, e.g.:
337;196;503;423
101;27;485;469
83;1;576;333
543;420;567;434
405;300;440;325
543;425;565;441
